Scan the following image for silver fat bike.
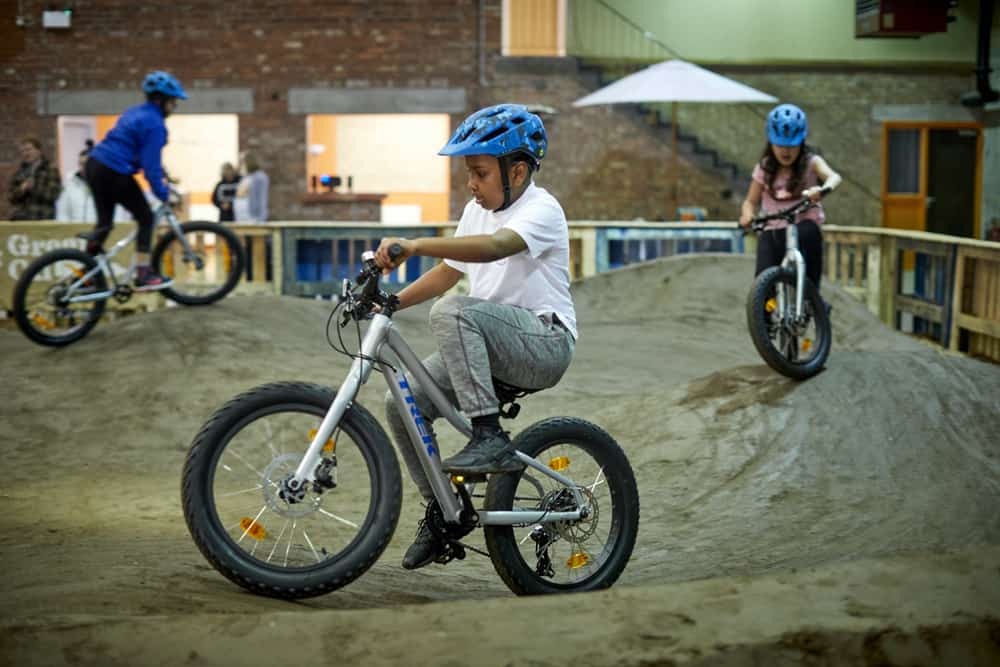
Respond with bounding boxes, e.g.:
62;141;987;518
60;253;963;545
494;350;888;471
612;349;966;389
745;198;832;380
12;196;245;347
182;248;640;598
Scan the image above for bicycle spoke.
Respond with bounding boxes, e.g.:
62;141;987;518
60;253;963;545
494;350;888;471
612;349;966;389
267;520;290;563
302;529;322;563
284;521;297;567
317;508;360;529
217;485;263;498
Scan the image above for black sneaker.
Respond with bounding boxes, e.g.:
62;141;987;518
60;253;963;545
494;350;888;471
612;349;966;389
441;427;524;475
401;520;445;570
134;266;173;290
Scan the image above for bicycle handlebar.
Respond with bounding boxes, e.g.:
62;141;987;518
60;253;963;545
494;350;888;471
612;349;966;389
748;197;818;232
339;244;404;321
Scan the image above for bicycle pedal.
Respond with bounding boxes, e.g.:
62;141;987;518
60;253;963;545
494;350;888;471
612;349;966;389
452;473;487;484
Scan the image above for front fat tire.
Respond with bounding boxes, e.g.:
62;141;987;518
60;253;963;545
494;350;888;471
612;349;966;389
152;221;245;306
746;266;831;380
181;382;402;599
12;248;107;347
484;417;640;596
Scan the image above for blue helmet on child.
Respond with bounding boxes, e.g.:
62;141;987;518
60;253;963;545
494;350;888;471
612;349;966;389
142;71;188;100
767;103;807;147
439;103;547;169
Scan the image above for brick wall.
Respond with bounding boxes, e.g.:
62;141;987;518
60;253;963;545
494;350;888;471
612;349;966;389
0;1;978;226
2;0;487;221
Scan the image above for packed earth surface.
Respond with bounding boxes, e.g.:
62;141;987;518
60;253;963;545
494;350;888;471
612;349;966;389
2;254;999;665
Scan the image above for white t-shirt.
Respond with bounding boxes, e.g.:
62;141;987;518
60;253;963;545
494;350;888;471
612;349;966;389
444;182;577;339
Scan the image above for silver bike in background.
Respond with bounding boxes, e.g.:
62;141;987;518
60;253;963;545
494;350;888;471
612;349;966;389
182;248;639;598
745;198;832;380
12;190;245;347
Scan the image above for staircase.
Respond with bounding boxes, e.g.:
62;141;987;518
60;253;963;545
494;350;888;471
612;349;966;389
567;0;762;201
576;60;753;200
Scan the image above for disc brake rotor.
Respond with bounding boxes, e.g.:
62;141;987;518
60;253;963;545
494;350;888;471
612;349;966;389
545;486;599;543
261;453;324;518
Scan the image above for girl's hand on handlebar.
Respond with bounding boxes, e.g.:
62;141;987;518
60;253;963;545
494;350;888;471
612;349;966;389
374;237;414;272
738;212;753;228
802;186;824;203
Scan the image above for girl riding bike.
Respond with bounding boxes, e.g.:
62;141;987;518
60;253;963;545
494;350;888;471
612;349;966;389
738;104;842;298
84;70;188;289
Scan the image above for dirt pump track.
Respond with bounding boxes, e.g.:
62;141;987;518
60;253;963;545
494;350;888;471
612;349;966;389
1;254;998;666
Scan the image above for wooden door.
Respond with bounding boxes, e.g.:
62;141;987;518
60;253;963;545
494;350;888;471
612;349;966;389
504;0;564;56
882;122;982;239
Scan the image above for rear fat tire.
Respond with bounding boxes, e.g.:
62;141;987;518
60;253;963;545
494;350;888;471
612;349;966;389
181;382;402;599
151;220;245;306
12;248;107;347
746;266;831;380
483;417;640;596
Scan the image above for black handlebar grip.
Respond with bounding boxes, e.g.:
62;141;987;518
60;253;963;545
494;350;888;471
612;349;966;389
388;243;403;260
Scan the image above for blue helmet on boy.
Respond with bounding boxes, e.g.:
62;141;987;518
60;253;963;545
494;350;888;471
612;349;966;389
439;103;547;169
767;103;807;147
142;71;188;100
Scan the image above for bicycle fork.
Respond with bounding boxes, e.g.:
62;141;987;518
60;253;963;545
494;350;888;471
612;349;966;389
779;224;806;322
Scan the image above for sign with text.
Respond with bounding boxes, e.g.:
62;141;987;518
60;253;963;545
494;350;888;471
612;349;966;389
1;223;136;311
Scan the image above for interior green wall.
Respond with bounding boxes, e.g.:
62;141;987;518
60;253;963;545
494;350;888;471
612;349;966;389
576;0;984;65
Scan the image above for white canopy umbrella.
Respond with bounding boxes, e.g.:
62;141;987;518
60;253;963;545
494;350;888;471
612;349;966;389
573;60;778;215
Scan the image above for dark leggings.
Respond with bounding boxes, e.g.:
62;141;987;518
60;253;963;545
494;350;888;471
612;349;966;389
84;157;154;253
755;220;823;290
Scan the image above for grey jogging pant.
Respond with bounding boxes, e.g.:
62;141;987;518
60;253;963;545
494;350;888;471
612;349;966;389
385;294;575;498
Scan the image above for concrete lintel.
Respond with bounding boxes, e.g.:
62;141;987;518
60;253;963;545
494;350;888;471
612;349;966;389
872;104;982;123
36;89;254;115
288;87;466;114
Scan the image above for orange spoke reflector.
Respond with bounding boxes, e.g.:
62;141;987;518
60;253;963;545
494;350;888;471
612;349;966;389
802;339;812;352
72;267;93;287
309;428;336;453
240;517;267;541
31;313;56;329
548;456;570;472
566;552;589;569
765;298;777;313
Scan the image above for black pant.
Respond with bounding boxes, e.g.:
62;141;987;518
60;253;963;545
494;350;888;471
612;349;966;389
755;220;823;290
84;157;154;253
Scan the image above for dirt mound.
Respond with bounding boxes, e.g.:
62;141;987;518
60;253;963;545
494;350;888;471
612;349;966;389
2;254;998;664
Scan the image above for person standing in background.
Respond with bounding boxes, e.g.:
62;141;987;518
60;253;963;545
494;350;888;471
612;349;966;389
56;141;98;222
235;153;269;223
211;162;241;222
8;136;62;220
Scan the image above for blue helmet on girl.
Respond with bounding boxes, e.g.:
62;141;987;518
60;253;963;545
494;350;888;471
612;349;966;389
767;103;807;147
439;103;547;169
142;71;188;100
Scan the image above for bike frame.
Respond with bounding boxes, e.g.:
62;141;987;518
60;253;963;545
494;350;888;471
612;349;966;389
287;312;588;527
61;205;195;303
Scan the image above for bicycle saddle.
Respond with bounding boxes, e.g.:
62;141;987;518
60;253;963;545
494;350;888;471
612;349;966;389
492;377;542;419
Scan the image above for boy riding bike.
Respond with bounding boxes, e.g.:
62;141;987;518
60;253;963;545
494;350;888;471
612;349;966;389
373;103;577;570
738;103;842;295
84;70;188;289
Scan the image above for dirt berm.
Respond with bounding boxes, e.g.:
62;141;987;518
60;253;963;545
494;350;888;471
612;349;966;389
2;254;998;665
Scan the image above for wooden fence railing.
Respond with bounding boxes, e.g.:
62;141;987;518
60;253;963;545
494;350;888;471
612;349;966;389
823;225;1000;362
2;221;996;362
